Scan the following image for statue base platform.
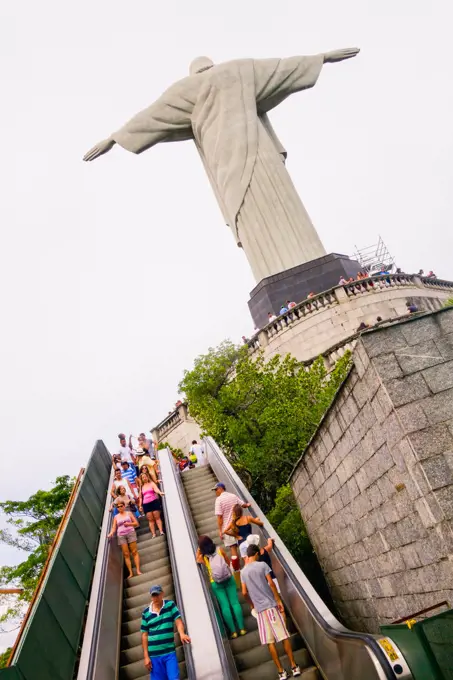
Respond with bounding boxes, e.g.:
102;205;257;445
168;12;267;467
248;253;362;329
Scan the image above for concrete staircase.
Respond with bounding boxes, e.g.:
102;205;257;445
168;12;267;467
119;521;187;680
181;465;319;680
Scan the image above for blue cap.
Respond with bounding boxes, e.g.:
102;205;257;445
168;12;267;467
150;584;163;595
211;482;226;491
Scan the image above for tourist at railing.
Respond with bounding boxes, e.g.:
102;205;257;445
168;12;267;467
138;470;165;539
279;304;288;315
427;270;437;279
241;544;301;678
268;312;277;323
287;300;296;309
406;301;419;314
141;584;190;679
196;535;246;640
107;498;142;579
357;321;370;332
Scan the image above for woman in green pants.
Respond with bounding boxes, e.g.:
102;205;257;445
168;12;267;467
196;535;247;639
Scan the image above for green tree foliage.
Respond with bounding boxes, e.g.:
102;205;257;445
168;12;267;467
157;441;184;458
268;485;334;605
0;476;74;626
0;647;12;668
445;297;453;307
179;341;350;512
268;485;312;565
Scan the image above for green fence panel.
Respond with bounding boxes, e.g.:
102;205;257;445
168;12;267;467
0;441;111;680
0;668;25;680
381;609;453;680
417;611;453;680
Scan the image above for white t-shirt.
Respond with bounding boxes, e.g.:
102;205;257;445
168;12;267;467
118;445;134;464
190;444;204;458
113;478;134;496
268;315;277;322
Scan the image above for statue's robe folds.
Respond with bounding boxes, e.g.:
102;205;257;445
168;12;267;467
112;56;326;281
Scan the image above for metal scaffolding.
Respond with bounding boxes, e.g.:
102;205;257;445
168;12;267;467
352;236;396;274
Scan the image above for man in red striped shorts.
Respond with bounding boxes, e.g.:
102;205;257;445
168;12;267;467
241;545;301;679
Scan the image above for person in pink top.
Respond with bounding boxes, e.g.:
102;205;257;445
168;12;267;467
139;470;165;538
108;498;142;579
213;482;250;572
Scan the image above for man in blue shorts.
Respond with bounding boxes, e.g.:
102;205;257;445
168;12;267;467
141;584;191;680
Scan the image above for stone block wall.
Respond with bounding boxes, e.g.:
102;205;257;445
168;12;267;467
290;308;453;632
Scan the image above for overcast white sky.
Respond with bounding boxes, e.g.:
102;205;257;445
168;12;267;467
1;0;452;650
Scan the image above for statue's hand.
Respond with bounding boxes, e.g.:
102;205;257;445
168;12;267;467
83;138;116;162
323;47;360;64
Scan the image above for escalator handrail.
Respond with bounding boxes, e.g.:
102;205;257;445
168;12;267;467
158;451;197;680
203;436;408;680
162;449;240;680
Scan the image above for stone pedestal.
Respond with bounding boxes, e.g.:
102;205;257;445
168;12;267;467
248;253;362;328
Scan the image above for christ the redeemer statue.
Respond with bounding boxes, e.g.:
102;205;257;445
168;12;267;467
84;48;359;282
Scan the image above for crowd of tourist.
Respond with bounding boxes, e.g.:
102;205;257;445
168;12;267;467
241;264;434;343
107;432;300;679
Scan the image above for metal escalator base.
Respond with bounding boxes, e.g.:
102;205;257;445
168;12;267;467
181;465;320;680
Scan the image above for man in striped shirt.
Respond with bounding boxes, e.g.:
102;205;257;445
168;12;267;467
141;584;190;680
120;460;139;499
213;482;250;559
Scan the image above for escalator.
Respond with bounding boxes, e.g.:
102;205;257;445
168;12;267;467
74;439;412;680
168;438;413;680
118;525;187;680
181;465;319;680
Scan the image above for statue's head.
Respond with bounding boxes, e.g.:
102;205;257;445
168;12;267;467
189;56;214;76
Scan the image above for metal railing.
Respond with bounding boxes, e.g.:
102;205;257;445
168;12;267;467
248;272;453;350
203;437;413;680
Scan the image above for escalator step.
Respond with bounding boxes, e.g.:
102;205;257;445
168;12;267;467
238;649;312;680
180;466;320;680
234;632;303;671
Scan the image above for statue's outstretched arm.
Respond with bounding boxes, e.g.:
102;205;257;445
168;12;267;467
83;138;116;162
323;47;360;63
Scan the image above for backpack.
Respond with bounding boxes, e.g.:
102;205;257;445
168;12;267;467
204;550;231;583
189;453;197;463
